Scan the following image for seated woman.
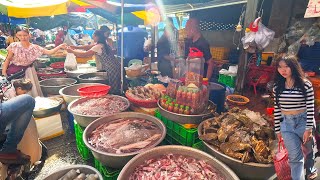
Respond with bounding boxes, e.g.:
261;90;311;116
67;30;121;94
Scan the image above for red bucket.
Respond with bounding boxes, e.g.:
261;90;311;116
77;85;111;97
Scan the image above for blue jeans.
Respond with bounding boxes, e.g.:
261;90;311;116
0;94;35;153
280;112;317;180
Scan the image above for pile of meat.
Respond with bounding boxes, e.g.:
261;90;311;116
88;118;161;154
200;107;276;164
71;96;128;116
129;154;225;180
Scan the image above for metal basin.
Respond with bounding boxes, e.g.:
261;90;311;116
33;97;63;118
118;145;239;180
83;112;166;169
59;83;105;104
68;96;130;127
157;100;216;124
198;121;275;180
65;66;97;79
42;165;103;180
78;72;108;84
39;78;77;96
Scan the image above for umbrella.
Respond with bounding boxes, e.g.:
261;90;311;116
0;0;95;18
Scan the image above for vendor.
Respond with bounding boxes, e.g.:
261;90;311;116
184;18;214;81
2;27;67;97
66;30;121;95
157;19;176;78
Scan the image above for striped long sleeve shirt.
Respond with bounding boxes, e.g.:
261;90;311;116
273;80;315;133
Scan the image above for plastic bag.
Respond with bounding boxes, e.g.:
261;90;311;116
273;140;292;180
255;23;275;50
143;37;152;52
64;53;77;71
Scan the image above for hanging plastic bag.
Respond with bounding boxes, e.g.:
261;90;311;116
273;140;292;180
64;53;77;71
255;23;275;50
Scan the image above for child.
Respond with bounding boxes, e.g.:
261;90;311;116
4;79;32;99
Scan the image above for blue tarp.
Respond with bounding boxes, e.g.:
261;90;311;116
0;14;25;24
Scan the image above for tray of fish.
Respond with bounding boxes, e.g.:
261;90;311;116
118;145;239;180
198;107;276;180
83;112;166;169
157;100;216;124
68;95;130;127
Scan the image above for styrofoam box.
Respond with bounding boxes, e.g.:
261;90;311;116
34;113;64;140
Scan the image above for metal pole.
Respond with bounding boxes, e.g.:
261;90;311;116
120;0;124;94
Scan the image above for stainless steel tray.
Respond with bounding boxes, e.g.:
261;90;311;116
157;100;216;124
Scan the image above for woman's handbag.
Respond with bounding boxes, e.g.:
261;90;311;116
273;140;292;180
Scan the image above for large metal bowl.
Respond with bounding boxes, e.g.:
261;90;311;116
198;121;275;180
83;112;166;169
59;83;105;104
42;165;103;180
77;72;108;84
118;145;239;180
39;78;77;96
68;96;130;127
65;66;97;79
33;97;63;118
158;100;216;124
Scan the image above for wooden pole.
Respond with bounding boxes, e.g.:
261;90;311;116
235;0;259;93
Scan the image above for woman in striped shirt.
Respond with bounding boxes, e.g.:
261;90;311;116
273;54;317;180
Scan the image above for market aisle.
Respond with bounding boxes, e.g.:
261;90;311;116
28;111;90;180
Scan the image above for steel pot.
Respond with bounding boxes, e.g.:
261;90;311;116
68;96;130;127
77;72;108;84
157;100;216;124
198;121;275;180
59;83;105;104
118;145;239;180
42;165;103;180
33;97;63;118
83;112;166;169
39;78;77;96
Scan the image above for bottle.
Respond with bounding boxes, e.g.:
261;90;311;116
176;87;182;104
179;105;185;114
168;103;174;112
186;89;192;106
184;106;191;115
181;87;187;105
173;104;179;113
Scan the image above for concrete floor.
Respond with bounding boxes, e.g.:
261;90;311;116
28;88;320;180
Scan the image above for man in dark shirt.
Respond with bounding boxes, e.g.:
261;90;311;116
185;18;214;80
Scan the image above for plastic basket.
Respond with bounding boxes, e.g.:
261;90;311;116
210;47;230;60
77;85;111;97
125;92;158;108
273;141;291;180
50;62;64;69
50;57;66;63
226;94;250;106
94;158;121;180
155;110;200;147
74;121;92;161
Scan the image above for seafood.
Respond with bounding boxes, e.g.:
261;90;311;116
34;97;60;111
200;107;275;164
88;118;161;154
126;86;162;101
129;154;225;180
70;96;128;116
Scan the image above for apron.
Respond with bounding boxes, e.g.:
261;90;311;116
95;46;121;95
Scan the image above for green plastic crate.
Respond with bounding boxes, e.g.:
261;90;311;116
192;141;205;151
94;158;121;180
50;57;66;63
74;121;93;161
155;110;200;147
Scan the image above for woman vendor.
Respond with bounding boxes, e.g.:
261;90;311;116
2;27;67;97
66;30;121;95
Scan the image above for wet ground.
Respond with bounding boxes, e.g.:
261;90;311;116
28;111;91;180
